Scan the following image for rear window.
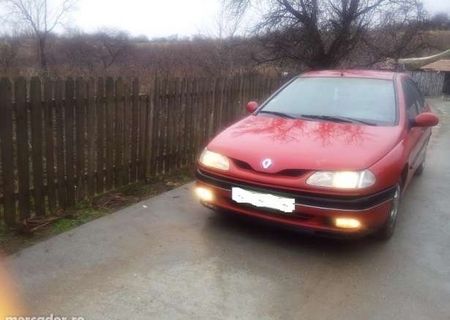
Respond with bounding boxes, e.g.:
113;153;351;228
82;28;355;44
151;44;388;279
261;77;397;125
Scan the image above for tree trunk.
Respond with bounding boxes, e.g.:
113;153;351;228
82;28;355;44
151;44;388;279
38;35;48;72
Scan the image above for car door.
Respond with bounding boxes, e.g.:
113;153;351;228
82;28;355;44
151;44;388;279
402;78;428;180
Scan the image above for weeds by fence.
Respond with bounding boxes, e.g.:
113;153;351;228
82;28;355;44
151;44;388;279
0;74;282;226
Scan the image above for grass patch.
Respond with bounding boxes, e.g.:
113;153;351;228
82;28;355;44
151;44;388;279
0;168;194;255
52;207;104;233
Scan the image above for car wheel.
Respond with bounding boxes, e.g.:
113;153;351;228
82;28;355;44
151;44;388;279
374;184;401;241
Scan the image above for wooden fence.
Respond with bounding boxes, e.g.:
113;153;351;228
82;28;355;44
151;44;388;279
0;75;281;226
410;71;445;96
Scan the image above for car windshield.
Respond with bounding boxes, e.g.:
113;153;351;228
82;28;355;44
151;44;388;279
259;77;397;125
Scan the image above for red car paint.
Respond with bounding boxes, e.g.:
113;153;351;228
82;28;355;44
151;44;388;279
196;70;439;237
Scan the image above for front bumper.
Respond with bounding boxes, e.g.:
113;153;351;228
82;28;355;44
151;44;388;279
196;169;396;236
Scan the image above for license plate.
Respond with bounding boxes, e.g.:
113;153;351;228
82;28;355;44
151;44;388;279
231;187;295;213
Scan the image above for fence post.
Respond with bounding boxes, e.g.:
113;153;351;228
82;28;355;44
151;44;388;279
15;77;31;220
30;77;46;216
0;78;16;225
75;78;87;201
123;81;131;185
44;79;57;213
114;78;124;187
54;79;67;208
96;78;105;194
131;78;139;182
104;77;114;191
65;78;76;207
87;78;96;198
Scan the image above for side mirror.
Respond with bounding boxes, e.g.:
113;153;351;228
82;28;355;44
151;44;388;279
246;101;258;113
413;112;439;127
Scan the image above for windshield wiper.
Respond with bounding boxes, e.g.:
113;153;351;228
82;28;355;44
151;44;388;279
299;114;377;126
258;110;297;119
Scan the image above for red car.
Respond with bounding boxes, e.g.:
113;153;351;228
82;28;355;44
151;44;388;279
195;70;439;240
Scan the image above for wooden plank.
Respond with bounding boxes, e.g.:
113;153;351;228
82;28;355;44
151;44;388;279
239;74;246;117
206;79;214;140
95;78;105;194
54;79;67;208
86;78;96;197
178;78;187;168
175;78;183;170
14;77;31;219
190;78;199;164
138;92;148;180
142;94;153;180
214;77;225;134
222;77;230;126
166;78;176;173
184;78;194;166
197;78;205;150
0;78;16;225
96;78;105;193
159;78;169;175
65;78;76;207
122;81;131;185
43;79;56;213
130;78;139;182
149;76;160;177
30;77;45;216
75;78;87;201
104;77;114;191
231;75;239;120
197;78;209;153
114;78;124;187
210;78;218;136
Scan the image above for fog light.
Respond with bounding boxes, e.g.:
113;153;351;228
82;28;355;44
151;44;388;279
335;218;361;229
195;187;214;202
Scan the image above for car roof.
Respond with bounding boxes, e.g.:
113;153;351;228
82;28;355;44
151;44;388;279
300;69;403;80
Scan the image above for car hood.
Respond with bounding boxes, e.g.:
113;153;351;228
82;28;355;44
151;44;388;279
207;115;403;172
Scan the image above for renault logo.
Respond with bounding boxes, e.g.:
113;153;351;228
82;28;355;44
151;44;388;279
262;159;273;169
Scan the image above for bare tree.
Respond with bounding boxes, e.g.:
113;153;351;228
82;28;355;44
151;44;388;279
94;30;132;72
0;35;20;73
226;0;426;69
1;0;76;72
60;31;98;73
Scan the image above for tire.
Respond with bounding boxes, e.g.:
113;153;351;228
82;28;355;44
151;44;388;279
374;184;401;241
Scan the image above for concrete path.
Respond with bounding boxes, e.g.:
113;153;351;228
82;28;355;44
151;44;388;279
4;98;450;320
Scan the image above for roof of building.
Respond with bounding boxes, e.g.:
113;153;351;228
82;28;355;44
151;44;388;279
420;59;450;72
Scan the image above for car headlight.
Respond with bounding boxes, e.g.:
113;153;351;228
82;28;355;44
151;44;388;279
199;149;230;171
306;170;376;189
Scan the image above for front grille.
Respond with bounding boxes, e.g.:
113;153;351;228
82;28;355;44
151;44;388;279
231;158;309;177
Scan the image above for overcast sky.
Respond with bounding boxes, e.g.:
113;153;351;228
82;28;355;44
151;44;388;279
69;0;450;38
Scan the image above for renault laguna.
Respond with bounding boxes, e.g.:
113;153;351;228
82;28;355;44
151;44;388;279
195;70;439;240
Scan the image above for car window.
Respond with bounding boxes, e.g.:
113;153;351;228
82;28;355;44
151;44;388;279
259;77;397;125
409;80;425;111
403;79;422;120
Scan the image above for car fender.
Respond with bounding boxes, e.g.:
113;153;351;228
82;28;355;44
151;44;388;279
369;139;409;190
